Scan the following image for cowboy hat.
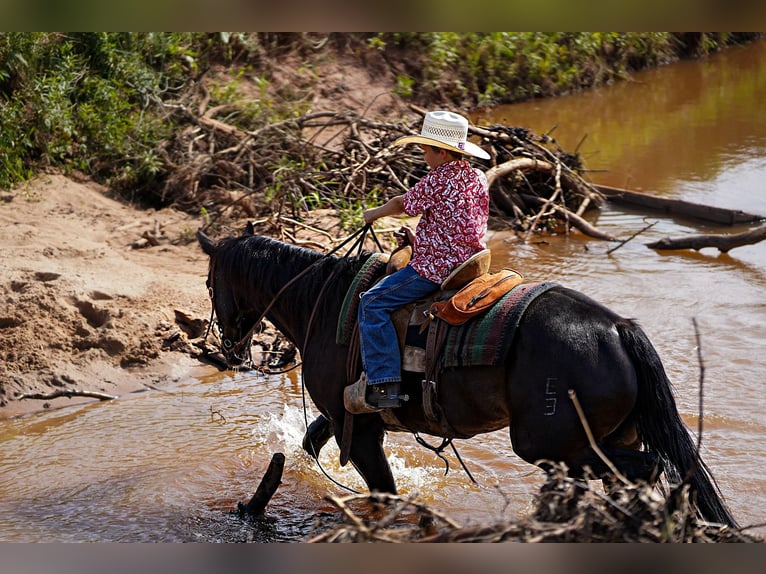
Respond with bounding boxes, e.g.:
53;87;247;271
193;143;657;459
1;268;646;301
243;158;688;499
393;110;490;160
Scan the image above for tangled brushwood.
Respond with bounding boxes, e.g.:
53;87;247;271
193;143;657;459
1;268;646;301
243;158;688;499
156;103;609;240
306;463;761;543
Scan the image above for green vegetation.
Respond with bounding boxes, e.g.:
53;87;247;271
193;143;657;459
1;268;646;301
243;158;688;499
370;32;761;108
1;32;761;206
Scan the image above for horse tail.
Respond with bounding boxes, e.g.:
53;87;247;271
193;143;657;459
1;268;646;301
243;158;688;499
616;319;738;527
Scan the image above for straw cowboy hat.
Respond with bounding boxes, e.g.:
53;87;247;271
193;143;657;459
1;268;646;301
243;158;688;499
393;110;490;160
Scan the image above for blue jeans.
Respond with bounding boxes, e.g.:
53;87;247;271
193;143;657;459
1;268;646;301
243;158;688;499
358;265;439;385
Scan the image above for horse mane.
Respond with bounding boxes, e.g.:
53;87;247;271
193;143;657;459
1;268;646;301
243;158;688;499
215;234;370;315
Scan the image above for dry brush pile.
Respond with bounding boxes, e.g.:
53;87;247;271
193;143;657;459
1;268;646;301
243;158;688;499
156;103;609;241
305;463;761;543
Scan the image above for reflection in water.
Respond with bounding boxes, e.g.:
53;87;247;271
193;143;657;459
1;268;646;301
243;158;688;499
2;41;766;542
475;40;766;212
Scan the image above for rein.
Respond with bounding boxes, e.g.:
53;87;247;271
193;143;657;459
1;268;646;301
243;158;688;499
209;224;381;361
414;434;478;484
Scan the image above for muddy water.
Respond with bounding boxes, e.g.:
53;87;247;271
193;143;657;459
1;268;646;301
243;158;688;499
2;41;766;542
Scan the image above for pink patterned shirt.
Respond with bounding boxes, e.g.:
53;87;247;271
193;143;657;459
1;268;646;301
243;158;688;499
402;160;489;283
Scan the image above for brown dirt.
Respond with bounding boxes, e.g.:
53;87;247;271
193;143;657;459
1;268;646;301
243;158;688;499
0;173;215;418
0;171;392;419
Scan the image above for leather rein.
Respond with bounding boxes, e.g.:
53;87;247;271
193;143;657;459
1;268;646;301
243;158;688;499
206;225;384;365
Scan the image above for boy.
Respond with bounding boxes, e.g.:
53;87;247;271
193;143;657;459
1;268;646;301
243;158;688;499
345;110;490;413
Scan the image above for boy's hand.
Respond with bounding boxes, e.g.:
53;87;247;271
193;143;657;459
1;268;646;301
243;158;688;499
393;226;414;248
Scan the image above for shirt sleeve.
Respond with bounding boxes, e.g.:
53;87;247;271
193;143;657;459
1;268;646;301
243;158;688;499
402;170;438;216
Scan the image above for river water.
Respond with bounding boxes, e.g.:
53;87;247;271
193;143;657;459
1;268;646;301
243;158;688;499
2;41;765;542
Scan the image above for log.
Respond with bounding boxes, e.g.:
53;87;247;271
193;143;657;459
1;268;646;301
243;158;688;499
596;184;765;225
485;157;551;188
237;452;285;517
646;226;766;253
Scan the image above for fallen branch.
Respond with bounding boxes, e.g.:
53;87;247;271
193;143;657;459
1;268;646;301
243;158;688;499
15;389;118;401
596;184;765;225
237;452;285;517
646;226;766;253
522;195;618;241
606;219;658;254
485;157;552;188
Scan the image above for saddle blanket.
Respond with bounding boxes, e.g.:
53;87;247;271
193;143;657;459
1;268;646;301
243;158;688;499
439;281;557;368
336;255;558;370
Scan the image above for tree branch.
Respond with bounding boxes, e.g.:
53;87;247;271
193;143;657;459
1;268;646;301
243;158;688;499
646;226;766;253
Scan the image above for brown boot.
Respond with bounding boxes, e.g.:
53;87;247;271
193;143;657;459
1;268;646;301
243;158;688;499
344;374;407;413
343;373;382;414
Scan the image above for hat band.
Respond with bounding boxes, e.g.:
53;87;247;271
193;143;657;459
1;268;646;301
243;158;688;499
422;124;467;147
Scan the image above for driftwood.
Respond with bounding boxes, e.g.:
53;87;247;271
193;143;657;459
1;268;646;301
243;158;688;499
15;389;118;401
237;452;285;517
306;465;759;543
596;184;765;225
606;220;658;254
646;226;766;253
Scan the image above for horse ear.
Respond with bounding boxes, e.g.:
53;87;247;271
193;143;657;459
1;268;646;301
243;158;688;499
245;221;255;236
197;229;217;256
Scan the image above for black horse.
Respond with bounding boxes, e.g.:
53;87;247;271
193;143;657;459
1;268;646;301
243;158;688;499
198;226;737;527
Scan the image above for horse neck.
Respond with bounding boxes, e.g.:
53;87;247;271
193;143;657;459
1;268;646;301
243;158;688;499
231;236;357;351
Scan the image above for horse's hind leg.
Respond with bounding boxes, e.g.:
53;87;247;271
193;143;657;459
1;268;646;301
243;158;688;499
302;414;333;460
598;446;663;484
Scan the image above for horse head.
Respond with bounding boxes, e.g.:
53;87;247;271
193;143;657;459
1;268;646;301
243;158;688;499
197;225;259;368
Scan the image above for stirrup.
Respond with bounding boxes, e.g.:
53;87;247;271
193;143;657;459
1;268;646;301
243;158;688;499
343;375;407;414
367;382;405;409
344;373;382;414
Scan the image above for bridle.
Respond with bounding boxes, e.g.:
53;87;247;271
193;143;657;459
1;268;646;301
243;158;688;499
205;225;384;367
203;253;259;368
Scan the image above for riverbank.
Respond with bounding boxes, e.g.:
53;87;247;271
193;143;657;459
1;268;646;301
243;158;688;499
0;172;367;419
0;174;213;418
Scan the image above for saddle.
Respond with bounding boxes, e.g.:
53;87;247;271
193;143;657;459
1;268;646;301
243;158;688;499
338;247;526;429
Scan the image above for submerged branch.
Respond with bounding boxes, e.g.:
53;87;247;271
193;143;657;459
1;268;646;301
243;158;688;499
15;389;118;401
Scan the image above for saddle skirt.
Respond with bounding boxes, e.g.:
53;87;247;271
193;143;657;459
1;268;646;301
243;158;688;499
336;253;556;374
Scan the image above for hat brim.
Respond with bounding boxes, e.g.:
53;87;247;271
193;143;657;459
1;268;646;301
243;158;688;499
393;135;490;160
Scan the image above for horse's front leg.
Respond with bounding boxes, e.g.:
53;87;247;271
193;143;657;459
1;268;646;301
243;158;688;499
302;414;333;460
343;415;396;493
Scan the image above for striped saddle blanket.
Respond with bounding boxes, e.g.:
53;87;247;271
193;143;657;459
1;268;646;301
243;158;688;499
336;254;557;370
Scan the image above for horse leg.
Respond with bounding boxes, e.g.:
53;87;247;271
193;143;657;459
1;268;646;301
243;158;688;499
342;416;397;493
303;413;395;493
302;414;333;460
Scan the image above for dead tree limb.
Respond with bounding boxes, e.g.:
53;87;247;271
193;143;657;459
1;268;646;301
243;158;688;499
15;389;118;401
646;226;766;253
523;166;562;243
485;157;552;188
523;195;618;241
606;219;659;254
596;184;765;225
237;452;285;517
